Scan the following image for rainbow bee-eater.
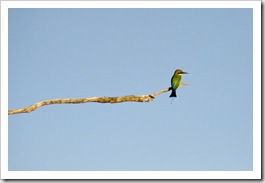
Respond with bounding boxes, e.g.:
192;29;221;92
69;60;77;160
169;69;188;97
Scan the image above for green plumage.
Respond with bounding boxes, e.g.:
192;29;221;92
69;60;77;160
169;69;188;98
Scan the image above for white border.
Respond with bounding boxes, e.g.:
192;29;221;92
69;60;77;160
1;1;261;179
0;1;261;8
1;0;9;180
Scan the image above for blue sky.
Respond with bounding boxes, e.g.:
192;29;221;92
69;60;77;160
8;8;253;171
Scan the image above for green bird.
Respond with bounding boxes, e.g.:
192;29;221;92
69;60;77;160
169;69;188;98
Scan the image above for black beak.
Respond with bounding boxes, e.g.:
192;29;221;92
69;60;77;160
181;72;188;74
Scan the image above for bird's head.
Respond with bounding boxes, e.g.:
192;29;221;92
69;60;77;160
175;69;188;76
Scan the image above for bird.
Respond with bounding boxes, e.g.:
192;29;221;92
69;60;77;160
169;69;188;97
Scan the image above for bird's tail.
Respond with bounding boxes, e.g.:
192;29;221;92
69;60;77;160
169;90;177;98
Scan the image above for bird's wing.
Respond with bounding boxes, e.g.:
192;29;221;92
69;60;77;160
172;81;178;89
171;76;181;89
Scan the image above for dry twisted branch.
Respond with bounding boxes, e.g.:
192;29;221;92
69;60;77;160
8;83;188;115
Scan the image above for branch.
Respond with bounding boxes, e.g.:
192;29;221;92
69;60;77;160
8;83;188;115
